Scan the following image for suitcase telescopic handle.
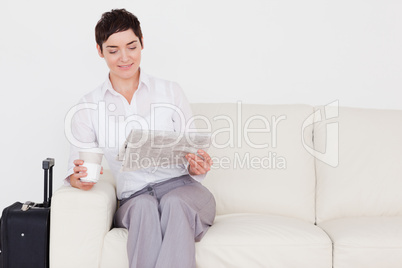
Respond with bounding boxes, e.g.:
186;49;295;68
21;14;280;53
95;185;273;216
43;158;55;208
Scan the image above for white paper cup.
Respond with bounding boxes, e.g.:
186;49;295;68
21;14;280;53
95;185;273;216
79;148;103;183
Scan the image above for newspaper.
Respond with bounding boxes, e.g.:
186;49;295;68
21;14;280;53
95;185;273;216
118;129;211;171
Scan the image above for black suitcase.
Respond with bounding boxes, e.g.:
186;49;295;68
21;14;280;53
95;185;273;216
0;158;54;268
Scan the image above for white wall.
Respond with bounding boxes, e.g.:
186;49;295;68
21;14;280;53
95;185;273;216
1;0;402;211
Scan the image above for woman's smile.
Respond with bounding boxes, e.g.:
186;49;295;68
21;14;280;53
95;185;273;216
118;63;134;70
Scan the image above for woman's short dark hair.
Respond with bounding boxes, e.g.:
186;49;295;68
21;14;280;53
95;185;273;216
95;9;143;52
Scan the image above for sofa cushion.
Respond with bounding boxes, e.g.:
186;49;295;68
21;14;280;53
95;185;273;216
196;214;332;268
191;103;316;223
314;106;402;223
100;214;332;268
100;228;129;268
319;217;402;268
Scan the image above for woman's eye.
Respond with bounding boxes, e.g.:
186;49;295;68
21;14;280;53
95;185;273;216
129;47;137;50
109;51;117;54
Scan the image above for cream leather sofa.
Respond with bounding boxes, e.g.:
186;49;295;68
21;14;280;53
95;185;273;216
50;103;402;268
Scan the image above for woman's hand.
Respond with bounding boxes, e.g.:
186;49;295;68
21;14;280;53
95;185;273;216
69;159;103;191
186;150;213;176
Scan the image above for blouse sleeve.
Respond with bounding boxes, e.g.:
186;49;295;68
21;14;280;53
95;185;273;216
64;97;98;185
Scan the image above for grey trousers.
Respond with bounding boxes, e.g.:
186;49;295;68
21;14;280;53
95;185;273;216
114;175;216;268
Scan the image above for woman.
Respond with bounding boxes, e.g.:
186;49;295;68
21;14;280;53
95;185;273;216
66;9;216;268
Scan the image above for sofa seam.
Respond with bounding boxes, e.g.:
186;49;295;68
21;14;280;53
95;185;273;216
334;244;402;249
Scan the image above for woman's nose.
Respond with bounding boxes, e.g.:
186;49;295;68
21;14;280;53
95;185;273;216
120;51;129;62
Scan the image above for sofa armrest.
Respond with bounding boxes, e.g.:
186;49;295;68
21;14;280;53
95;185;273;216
50;172;117;268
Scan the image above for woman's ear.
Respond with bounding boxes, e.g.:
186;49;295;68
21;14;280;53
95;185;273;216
96;44;104;58
141;37;144;50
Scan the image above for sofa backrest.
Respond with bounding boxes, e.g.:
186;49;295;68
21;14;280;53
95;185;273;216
315;106;402;224
191;103;316;223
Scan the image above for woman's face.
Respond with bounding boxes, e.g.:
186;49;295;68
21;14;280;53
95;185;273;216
97;29;143;81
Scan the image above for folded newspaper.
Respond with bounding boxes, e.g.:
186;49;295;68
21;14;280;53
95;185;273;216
118;129;212;171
